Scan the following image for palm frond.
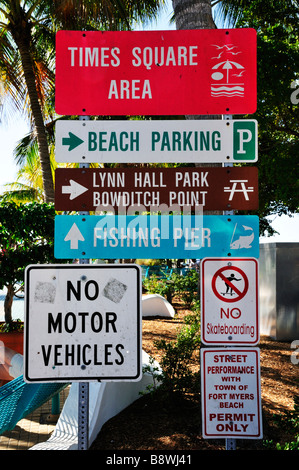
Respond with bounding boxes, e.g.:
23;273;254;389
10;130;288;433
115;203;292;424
52;0;167;31
13;130;38;166
212;0;252;27
0;184;43;203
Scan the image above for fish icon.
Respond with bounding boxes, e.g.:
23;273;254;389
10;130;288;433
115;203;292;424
230;224;254;249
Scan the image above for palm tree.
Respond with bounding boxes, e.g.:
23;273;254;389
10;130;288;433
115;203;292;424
170;0;222;223
0;1;167;203
0;1;55;202
171;0;260;30
169;0;258;174
52;0;167;31
0;128;51;203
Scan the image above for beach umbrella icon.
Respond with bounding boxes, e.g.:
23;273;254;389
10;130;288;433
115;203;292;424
212;59;244;83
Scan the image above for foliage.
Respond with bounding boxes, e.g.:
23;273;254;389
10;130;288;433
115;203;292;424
0;201;57;322
184;299;201;325
263;396;299;450
212;0;299;234
141;356;162;396
153;309;201;397
143;274;175;302
0;319;23;332
275;437;299;451
0;0;167;203
51;0;166;31
136;259;167;266
234;1;299;233
142;274;201;397
0;129;56;204
143;269;199;307
169;270;199;308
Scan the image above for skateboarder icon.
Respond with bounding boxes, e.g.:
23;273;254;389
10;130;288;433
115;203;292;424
223;273;241;296
212;265;249;303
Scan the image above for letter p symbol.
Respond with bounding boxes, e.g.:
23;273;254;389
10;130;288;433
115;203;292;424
233;121;257;161
236;129;252;154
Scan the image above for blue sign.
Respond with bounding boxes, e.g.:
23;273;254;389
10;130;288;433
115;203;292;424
54;215;259;260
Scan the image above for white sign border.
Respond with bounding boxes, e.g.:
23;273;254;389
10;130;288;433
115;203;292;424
201;347;263;440
55;119;258;164
200;257;259;346
24;264;142;383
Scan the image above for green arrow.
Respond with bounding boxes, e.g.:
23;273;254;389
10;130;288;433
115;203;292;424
62;132;84;151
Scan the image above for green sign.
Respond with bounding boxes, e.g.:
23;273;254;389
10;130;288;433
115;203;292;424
233;120;256;161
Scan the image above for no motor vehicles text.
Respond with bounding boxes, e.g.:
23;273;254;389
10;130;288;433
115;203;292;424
39;280;127;368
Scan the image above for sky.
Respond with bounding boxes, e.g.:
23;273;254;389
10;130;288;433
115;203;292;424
0;0;298;244
0;116;30;194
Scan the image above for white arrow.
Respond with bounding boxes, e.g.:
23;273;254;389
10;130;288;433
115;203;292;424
64;223;85;249
62;179;88;200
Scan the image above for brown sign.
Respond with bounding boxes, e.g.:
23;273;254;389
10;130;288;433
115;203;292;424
55;166;258;212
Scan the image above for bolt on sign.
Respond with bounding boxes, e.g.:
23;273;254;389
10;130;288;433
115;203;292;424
55;166;259;213
54;214;259;260
200;258;259;346
24;264;142;383
201;348;263;439
54;119;258;164
55;29;257;116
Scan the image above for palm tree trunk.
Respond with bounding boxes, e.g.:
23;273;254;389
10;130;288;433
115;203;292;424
171;0;221;299
4;284;14;324
14;39;55;203
171;0;221;199
172;0;216;29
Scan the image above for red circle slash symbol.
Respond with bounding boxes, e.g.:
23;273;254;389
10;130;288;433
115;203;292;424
211;266;249;303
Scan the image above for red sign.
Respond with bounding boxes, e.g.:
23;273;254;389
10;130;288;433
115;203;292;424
54;166;258;212
211;266;249;303
55;29;257;116
201;348;263;439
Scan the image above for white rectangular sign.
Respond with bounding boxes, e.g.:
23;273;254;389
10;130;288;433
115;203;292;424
201;348;263;439
24;264;142;383
201;257;259;345
55;119;257;164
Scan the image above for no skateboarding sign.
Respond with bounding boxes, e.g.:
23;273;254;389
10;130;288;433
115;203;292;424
201;258;259;345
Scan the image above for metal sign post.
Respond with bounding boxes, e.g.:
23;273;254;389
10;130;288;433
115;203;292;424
78;115;90;451
224;115;236;451
78;381;89;450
